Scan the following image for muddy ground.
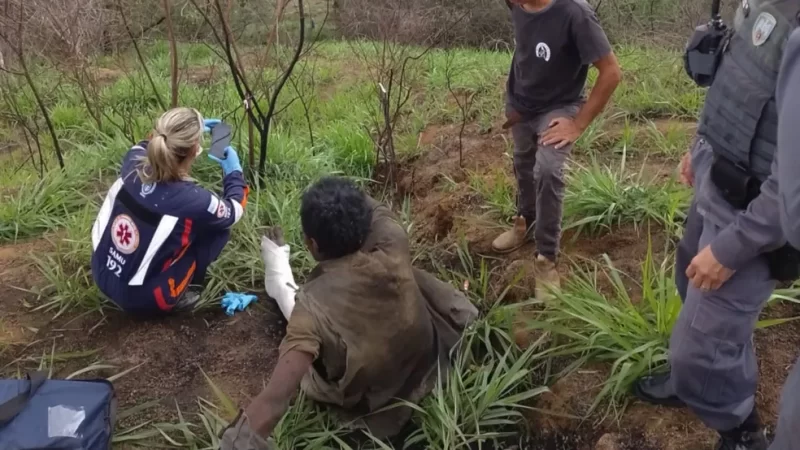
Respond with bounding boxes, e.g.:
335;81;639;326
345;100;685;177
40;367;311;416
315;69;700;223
1;119;799;450
0;238;287;440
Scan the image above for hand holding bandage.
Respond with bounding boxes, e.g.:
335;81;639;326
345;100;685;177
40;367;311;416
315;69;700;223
261;227;297;320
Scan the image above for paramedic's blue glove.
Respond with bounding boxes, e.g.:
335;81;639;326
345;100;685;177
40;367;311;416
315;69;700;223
203;118;221;133
221;292;258;316
209;146;243;176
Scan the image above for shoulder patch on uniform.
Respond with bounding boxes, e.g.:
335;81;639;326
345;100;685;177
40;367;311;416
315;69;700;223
216;202;230;219
140;182;156;198
111;214;139;255
753;12;777;46
207;195;220;214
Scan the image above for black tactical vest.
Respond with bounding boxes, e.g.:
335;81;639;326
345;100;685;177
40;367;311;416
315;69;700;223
698;0;800;181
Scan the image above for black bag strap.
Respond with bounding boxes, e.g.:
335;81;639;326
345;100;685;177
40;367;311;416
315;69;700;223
0;371;46;427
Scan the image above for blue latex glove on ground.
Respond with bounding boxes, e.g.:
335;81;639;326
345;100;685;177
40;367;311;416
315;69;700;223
221;292;258;316
208;146;243;176
203;118;221;133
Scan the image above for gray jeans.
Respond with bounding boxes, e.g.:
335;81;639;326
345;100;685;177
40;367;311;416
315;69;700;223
511;104;579;259
770;357;800;450
670;201;776;431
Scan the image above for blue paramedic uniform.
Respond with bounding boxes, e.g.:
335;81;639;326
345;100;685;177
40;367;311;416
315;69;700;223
91;141;248;314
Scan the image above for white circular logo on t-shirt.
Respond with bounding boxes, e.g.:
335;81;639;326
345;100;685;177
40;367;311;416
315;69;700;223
536;43;551;62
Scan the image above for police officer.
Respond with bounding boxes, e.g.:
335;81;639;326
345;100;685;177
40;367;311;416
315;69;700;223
769;25;800;450
91;107;247;315
633;1;800;449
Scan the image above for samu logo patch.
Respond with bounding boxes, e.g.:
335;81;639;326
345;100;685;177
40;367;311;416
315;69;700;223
111;214;139;254
752;12;777;47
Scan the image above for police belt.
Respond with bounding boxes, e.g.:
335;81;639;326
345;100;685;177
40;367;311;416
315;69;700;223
711;156;800;282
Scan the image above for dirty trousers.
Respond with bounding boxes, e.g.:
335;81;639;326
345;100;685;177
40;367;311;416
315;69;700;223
769;357;800;450
669;201;775;432
512;104;579;259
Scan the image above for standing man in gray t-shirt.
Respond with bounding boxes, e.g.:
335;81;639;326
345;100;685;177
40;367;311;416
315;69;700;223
493;0;621;299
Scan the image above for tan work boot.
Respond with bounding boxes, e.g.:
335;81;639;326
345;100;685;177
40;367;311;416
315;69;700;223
492;216;530;253
534;254;560;302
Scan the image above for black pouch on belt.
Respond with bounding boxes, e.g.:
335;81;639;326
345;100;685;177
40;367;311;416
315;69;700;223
767;245;800;283
711;157;800;282
710;156;761;210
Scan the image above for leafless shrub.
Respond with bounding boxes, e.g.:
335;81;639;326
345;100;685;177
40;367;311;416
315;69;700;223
590;0;737;49
444;50;476;168
337;0;738;50
0;0;66;169
348;5;467;186
187;0;323;182
338;0;512;49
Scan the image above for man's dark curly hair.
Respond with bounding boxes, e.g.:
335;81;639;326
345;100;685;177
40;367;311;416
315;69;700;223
300;176;372;259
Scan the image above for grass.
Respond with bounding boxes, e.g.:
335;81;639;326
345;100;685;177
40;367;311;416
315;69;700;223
527;244;682;419
641;119;695;157
465;150;691;238
563;152;691;237
0;34;721;448
0;171;90;242
403;308;549;449
527;244;800;421
609;46;704;119
468;168;517;222
0;319;16;357
115;303;548;450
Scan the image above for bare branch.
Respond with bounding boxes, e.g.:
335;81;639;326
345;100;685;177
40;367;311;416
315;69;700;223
115;0;167;111
163;0;179;108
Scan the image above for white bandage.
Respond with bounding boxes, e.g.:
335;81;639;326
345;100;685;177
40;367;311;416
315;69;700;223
261;236;297;320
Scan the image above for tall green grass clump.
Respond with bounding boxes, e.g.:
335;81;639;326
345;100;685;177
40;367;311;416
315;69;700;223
526;245;682;418
403;305;548;449
563;155;690;236
528;244;800;420
31;203;110;317
0;171;90;242
0;133;128;242
468;169;516;222
612;46;705;119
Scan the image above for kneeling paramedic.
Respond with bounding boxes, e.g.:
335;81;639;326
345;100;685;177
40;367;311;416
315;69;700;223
91;107;248;315
634;2;800;450
219;177;479;449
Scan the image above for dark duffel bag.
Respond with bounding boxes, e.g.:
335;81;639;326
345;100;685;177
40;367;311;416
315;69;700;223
0;371;117;450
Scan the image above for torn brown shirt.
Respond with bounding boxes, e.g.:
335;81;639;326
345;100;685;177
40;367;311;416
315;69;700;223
279;198;478;438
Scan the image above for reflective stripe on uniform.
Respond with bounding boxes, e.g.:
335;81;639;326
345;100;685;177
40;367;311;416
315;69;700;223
232;200;244;224
92;178;125;251
129;215;179;286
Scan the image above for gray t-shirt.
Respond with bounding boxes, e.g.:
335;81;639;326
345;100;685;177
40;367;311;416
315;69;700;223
506;0;612;118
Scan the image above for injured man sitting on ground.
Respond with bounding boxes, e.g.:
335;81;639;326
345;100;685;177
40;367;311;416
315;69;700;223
220;176;479;449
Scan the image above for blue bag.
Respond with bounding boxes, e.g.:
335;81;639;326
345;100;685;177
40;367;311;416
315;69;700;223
0;372;117;450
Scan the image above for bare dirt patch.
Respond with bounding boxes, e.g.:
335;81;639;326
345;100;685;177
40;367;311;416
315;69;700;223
0;238;286;434
0;237;53;347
